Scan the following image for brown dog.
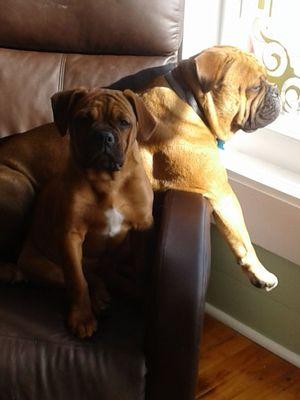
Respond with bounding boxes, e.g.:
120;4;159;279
17;88;154;338
139;46;280;290
0;46;280;291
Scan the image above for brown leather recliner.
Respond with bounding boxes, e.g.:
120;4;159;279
0;1;211;399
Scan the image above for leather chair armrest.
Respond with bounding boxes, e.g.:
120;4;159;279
146;190;211;400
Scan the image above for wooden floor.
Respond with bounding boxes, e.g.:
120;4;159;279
196;315;300;399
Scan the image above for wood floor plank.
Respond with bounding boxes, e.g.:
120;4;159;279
197;314;300;399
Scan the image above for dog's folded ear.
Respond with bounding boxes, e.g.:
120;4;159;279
51;88;88;136
174;49;234;96
123;89;157;142
193;50;235;93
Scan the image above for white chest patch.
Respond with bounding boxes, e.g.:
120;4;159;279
103;208;124;237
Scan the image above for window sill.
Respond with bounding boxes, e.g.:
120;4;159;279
221;146;300;202
221;129;300;265
222;127;300;200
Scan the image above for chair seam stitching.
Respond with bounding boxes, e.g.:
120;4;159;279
58;53;67;92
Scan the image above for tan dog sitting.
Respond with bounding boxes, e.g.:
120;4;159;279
0;46;281;291
18;88;154;338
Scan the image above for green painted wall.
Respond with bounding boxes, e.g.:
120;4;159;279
207;225;300;355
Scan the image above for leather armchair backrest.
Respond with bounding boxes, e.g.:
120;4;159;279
0;0;184;137
0;0;184;56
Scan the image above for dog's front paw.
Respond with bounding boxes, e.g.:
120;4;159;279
240;254;278;292
67;307;97;338
245;269;278;292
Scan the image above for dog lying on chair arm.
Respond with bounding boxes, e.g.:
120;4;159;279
139;46;281;291
17;88;155;338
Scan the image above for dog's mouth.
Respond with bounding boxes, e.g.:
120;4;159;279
88;151;123;172
84;129;125;172
242;84;281;133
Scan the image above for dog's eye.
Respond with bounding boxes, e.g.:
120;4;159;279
249;84;261;92
118;119;131;128
76;112;92;124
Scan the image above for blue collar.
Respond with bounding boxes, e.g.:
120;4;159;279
217;139;225;150
165;71;226;151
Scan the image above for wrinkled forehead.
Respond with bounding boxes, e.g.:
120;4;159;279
227;47;267;76
243;52;266;75
75;89;135;121
217;53;267;88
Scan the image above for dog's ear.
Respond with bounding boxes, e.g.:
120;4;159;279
175;49;234;96
51;88;88;136
193;50;234;93
123;89;157;142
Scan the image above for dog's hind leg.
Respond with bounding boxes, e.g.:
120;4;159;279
0;262;24;283
210;185;278;291
0;166;35;259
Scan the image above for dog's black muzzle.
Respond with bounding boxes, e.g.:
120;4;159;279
94;130;115;152
243;84;281;132
89;130;124;171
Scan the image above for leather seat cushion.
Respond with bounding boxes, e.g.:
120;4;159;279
0;284;146;400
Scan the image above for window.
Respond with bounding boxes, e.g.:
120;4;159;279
218;0;300;199
221;0;300;140
183;0;300;198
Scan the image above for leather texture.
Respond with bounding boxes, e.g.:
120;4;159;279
0;0;184;56
146;191;211;400
0;48;176;137
0;0;184;136
0;191;211;400
0;284;146;400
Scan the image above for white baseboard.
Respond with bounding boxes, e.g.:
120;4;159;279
205;302;300;368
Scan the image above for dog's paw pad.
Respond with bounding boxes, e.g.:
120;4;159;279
265;274;278;291
249;272;278;292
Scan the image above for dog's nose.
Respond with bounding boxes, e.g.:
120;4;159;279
102;131;115;146
95;131;115;150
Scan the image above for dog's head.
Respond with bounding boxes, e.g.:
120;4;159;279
51;88;156;172
174;45;281;141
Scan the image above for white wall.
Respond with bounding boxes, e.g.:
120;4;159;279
182;0;222;59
